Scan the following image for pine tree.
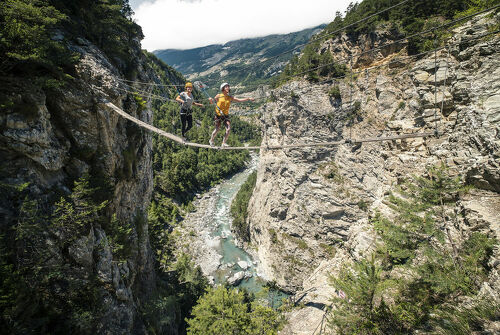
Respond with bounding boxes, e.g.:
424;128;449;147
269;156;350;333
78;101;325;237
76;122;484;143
328;164;497;334
186;285;283;335
328;255;407;335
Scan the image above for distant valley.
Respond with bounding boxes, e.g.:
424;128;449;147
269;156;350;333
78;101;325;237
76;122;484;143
154;25;325;94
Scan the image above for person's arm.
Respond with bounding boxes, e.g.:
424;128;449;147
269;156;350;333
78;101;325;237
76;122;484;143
232;96;254;103
209;94;220;104
175;93;185;104
194;102;204;107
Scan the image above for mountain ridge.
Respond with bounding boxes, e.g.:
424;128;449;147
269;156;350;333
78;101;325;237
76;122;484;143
154;25;326;92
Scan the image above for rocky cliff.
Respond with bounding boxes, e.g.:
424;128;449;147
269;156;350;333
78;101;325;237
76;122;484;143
247;13;500;334
0;35;170;333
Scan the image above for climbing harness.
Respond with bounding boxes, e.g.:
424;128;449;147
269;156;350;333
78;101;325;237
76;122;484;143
194;81;225;116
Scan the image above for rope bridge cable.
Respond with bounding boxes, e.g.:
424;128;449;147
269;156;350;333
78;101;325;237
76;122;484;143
276;28;500;96
102;100;434;150
114;9;499;103
106;31;500;150
118;0;415;94
278;4;500;82
116;78;186;87
225;0;414;80
112;3;500;101
173;28;498;106
111;30;498;147
229;3;500;91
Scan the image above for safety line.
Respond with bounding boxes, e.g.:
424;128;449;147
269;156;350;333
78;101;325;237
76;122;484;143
217;4;500;92
227;0;414;79
115;18;499;103
119;4;499;97
281;4;500;81
279;29;500;93
116;29;498;112
117;1;414;93
103;101;434;150
116;78;185;87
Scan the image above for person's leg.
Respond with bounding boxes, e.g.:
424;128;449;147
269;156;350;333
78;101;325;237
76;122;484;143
222;118;231;145
180;113;187;137
210;117;221;145
186;114;193;134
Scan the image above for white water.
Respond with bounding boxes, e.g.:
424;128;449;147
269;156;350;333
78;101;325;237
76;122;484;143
180;154;288;302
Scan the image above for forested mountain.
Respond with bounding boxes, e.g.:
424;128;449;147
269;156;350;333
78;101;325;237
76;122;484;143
153;25;325;94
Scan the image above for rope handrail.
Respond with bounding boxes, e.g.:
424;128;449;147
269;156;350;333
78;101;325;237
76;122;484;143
103;101;434;150
127;5;499;95
121;29;499;108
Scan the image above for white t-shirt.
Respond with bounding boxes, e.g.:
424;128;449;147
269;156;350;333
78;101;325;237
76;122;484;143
179;91;194;111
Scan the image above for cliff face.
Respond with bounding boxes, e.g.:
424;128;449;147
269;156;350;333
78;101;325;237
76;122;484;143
0;35;163;333
247;14;499;333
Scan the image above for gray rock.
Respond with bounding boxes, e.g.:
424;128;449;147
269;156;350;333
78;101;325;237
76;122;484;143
237;260;249;270
68;228;95;268
227;271;246;286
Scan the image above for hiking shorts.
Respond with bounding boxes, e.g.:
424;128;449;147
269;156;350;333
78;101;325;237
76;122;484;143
214;114;230;128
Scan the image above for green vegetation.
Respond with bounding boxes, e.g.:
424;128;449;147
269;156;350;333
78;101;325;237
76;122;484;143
274;0;499;86
273;50;347;87
141;49;263;333
155;25;325;95
0;174;116;333
328;164;498;334
141;253;209;334
268;228;279;244
230;171;257;242
0;0;141;84
323;162;345;184
328;85;342;99
357;199;369;211
0;0;73;78
186;285;284;335
149;54;261;201
282;233;309;251
320;242;336;257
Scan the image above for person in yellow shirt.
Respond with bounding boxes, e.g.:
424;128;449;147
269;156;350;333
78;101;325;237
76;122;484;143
208;83;253;147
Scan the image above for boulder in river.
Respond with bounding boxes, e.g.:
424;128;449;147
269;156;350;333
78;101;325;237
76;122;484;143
237;261;249;270
227;271;246;286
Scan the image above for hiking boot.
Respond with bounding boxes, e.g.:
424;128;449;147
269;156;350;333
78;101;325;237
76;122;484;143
209;139;215;147
221;142;229;148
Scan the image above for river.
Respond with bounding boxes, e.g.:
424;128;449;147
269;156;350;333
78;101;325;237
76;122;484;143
178;153;288;303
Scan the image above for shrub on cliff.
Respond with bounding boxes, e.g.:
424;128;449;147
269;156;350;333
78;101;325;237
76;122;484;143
328;164;497;334
0;0;73;77
230;171;257;242
1;174;110;334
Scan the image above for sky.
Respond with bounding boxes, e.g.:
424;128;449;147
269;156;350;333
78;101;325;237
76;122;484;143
131;0;352;51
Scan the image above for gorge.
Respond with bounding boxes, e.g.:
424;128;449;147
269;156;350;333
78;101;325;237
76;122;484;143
1;1;499;334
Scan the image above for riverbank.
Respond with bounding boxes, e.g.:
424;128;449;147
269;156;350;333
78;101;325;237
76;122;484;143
173;154;262;286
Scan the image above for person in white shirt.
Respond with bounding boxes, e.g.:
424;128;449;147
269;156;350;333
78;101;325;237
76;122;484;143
175;82;204;140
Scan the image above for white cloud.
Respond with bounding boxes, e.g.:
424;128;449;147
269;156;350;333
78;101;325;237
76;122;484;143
134;0;352;51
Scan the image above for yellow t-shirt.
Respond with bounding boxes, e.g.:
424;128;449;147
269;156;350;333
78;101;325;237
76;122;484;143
215;94;233;116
